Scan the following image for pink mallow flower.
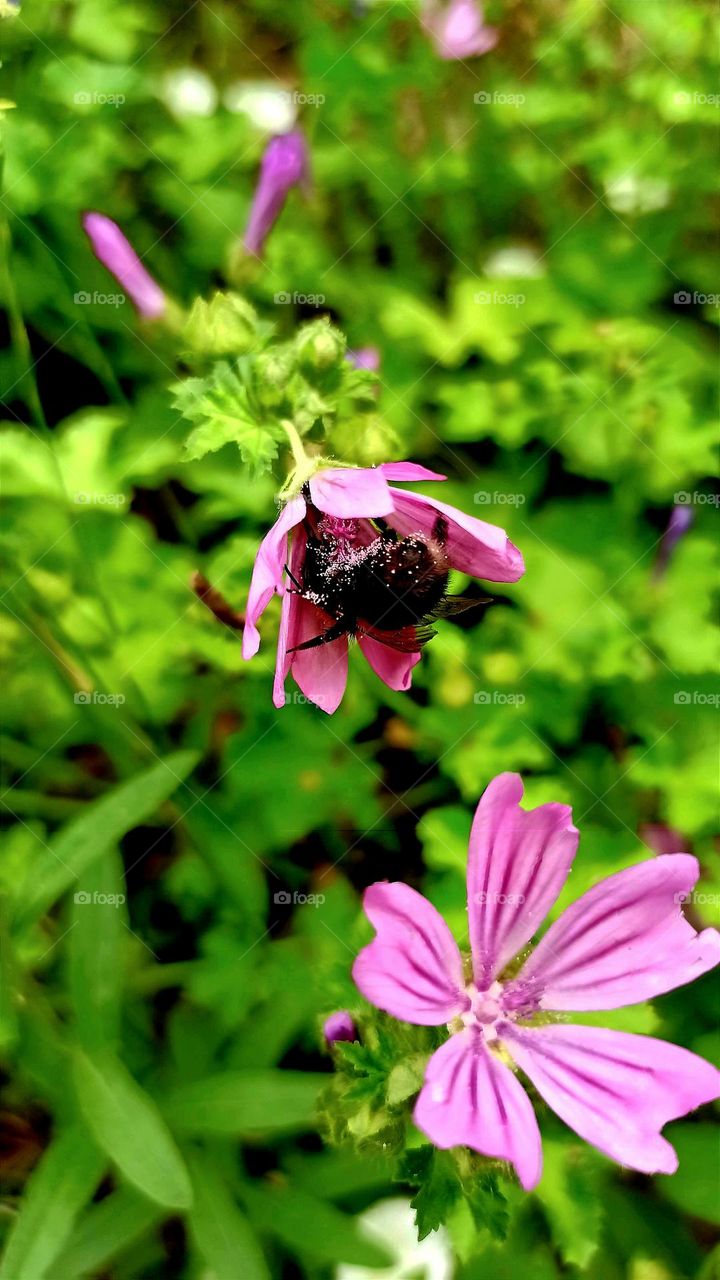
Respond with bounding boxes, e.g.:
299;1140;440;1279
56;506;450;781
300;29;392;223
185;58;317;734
242;462;524;714
243;129;309;258
82;213;167;320
423;0;498;61
353;773;720;1190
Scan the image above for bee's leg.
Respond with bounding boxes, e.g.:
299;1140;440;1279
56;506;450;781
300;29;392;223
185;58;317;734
284;564;304;593
288;619;349;653
369;518;399;542
431;514;449;547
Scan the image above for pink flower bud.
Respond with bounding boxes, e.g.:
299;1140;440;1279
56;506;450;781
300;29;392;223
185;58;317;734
82;213;167;320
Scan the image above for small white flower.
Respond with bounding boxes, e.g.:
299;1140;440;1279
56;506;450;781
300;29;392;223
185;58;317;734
162;69;218;118
336;1197;454;1280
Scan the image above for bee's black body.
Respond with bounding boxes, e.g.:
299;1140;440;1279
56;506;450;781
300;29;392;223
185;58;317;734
288;512;482;654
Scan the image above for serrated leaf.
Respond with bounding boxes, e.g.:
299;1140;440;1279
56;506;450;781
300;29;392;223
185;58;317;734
175;362;281;474
0;1125;105;1280
397;1146;460;1240
72;1048;193;1210
13;751;198;929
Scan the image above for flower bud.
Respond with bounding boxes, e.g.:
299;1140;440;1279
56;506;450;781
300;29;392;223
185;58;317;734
323;1011;358;1044
82;213;167;320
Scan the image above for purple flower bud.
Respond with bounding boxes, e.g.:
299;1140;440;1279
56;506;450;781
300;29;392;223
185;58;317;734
347;346;381;372
424;0;498;61
323;1011;358;1044
654;503;694;579
82;213;167;320
243;130;309;259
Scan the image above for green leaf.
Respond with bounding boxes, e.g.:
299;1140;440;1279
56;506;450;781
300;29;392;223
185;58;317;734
162;1070;324;1137
533;1138;603;1268
242;1184;393;1268
68;844;126;1050
397;1146;460;1240
72;1048;193;1210
0;1125;105;1280
52;1186;165;1279
187;1151;270;1280
175;362;281;473
13;751;198;929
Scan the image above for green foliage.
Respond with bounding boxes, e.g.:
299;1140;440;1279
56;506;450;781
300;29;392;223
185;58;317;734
1;0;718;1275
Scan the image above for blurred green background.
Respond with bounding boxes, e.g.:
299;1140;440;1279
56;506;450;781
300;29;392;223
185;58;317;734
1;0;718;1276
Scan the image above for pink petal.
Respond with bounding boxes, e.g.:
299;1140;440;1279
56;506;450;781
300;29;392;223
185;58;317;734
467;774;579;989
414;1029;542;1190
308;467;394;519
289;597;348;714
510;854;720;1011
273;522;306;709
358;635;421;691
242;495;306;660
387;489;525;582
503;1023;720;1176
379;462;447;483
352;882;467;1025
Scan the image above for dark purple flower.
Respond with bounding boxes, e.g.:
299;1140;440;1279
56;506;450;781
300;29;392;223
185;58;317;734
324;1011;358;1044
654;504;694;579
82;213;167;320
243;130;309;258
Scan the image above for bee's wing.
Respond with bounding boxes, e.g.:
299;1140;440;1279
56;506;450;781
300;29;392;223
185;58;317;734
432;595;491;619
357;622;438;652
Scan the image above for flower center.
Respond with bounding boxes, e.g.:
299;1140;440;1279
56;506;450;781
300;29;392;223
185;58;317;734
459;980;507;1043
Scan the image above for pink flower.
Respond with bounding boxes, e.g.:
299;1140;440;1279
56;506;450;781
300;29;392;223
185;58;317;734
352;773;720;1189
324;1011;358;1044
82;213;167;320
242;462;524;713
243;130;309;259
423;0;498;61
